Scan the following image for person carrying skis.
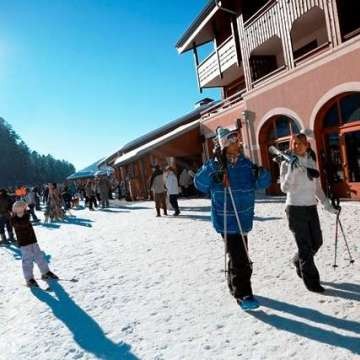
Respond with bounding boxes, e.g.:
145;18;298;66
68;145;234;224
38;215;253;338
11;200;58;288
279;133;339;293
194;127;271;308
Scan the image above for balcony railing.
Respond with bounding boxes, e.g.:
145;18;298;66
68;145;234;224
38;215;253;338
243;0;328;56
201;88;246;120
197;36;238;88
243;0;282;55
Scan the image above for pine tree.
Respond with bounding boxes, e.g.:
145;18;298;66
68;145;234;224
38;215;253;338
0;118;76;187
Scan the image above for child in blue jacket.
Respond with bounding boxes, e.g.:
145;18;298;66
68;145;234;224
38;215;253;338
194;128;271;307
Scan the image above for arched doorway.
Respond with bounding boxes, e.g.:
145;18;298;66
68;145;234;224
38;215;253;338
259;115;300;194
315;92;360;199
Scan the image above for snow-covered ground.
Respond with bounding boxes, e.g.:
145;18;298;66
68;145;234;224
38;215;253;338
1;196;360;360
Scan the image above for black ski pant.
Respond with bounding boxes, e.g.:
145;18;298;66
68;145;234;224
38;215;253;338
169;194;179;214
222;233;252;299
29;204;39;221
286;205;323;290
0;215;14;238
88;196;97;210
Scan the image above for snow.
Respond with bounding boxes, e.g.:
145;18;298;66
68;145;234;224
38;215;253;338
1;197;360;360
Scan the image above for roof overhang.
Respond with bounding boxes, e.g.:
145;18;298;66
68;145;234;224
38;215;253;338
114;120;200;167
176;1;219;54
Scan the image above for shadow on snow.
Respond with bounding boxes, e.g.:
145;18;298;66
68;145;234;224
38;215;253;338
1;243;51;263
322;282;360;302
251;294;360;354
96;208;130;213
31;281;139;360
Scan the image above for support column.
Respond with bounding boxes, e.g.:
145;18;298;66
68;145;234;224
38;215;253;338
237;14;252;91
192;43;203;93
279;0;294;70
241;110;259;164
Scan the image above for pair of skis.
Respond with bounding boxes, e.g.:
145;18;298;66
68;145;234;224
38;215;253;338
28;277;78;291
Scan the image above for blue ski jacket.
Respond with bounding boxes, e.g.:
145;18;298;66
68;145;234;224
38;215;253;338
194;156;271;234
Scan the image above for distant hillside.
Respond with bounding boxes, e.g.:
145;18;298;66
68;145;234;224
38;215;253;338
0;117;75;187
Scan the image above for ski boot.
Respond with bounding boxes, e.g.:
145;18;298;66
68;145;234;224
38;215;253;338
237;295;260;311
41;271;59;281
26;279;40;288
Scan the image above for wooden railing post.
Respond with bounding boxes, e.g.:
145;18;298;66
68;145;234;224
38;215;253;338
231;16;242;67
212;24;223;79
328;0;342;45
279;0;294;70
237;14;253;91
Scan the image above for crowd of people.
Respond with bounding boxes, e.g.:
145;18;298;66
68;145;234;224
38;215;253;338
1;128;343;308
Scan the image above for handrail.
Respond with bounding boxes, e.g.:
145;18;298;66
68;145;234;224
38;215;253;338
197;35;233;69
294;42;331;64
343;27;360;41
243;0;277;28
252;64;286;86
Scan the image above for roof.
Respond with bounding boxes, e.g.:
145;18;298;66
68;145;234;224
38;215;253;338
100;100;216;167
114;120;200;167
120;100;215;153
176;0;218;53
66;158;105;180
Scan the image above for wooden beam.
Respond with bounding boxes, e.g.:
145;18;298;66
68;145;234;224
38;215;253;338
212;23;223;79
192;43;203;93
231;16;242;67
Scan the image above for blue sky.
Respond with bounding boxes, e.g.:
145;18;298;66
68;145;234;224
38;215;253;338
0;0;219;170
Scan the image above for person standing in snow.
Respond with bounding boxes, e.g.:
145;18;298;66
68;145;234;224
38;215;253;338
149;166;167;217
98;176;111;208
44;183;64;222
179;167;193;197
0;188;15;243
280;133;339;293
11;200;59;288
85;180;97;211
165;166;180;216
194;128;271;307
25;187;40;222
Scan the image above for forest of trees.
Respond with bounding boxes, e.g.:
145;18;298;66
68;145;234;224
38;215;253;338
0;117;75;188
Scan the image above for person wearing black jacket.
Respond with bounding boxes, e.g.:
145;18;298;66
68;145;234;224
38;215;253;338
11;200;58;287
0;188;15;243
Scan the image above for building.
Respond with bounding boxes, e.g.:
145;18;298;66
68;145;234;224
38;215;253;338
176;0;360;199
100;99;215;200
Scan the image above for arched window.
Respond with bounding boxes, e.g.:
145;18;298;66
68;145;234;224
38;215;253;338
315;92;360;199
259;115;300;194
323;93;360;128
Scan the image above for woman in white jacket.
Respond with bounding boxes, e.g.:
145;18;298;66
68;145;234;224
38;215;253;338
165;166;180;216
280;133;338;293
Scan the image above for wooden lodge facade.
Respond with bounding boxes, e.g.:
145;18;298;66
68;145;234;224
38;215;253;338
176;0;360;199
100;100;214;201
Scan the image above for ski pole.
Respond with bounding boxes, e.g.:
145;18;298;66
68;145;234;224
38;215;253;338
224;186;228;280
333;212;339;269
225;177;253;268
337;217;355;264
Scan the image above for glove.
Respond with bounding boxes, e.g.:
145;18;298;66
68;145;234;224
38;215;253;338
323;198;340;215
212;170;225;184
289;155;299;170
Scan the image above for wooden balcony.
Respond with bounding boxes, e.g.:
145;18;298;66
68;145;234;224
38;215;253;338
243;0;329;54
201;89;246;120
197;36;240;88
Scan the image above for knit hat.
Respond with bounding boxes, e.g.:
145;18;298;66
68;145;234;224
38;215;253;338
216;127;238;150
12;200;27;213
